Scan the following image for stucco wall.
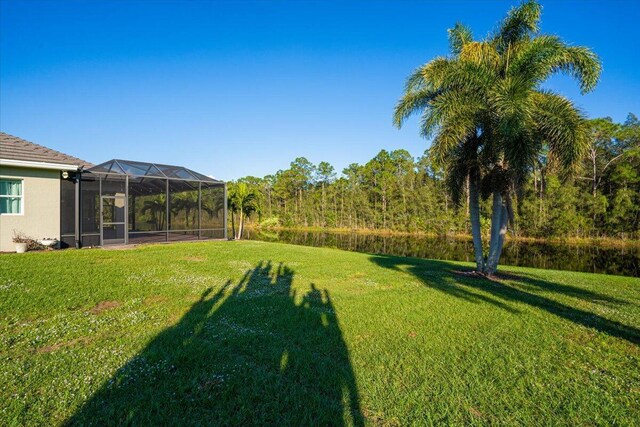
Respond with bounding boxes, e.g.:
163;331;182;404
0;166;60;252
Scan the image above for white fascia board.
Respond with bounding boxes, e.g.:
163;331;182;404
0;158;81;171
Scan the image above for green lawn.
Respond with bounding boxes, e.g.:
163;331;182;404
1;241;638;426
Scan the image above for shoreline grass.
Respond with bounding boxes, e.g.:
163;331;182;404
1;241;638;425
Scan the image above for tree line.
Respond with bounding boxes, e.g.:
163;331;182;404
228;113;639;240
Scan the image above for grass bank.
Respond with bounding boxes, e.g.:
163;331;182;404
1;241;639;425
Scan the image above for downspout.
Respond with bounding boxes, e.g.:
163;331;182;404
74;167;82;248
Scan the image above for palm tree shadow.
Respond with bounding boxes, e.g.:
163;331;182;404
370;255;640;345
66;261;363;426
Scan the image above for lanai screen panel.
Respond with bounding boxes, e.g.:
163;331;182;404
200;182;226;239
60;173;77;248
101;174;126;197
79;174;100;247
128;177;168;244
168;180;199;231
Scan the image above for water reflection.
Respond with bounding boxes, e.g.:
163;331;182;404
243;229;640;277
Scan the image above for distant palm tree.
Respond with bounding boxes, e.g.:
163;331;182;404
394;0;601;275
201;189;226;224
228;183;259;240
141;195;167;231
172;192;199;228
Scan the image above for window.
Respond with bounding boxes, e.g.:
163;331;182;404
0;179;23;214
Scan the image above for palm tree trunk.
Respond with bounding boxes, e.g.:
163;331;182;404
468;172;484;273
231;211;236;240
236;210;244;240
486;191;508;276
494;203;509;269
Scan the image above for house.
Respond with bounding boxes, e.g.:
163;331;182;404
0;132;227;252
0;132;92;252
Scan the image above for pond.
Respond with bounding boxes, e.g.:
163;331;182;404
243;229;640;277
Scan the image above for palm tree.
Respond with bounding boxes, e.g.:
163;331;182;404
394;0;600;276
141;195;167;231
172;192;199;228
228;182;259;240
201;189;226;224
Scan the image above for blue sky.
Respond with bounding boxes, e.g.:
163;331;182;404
1;1;639;180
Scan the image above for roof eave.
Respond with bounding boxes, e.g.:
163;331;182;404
0;158;82;171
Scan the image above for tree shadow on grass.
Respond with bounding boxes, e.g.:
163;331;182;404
66;261;363;426
370;255;640;345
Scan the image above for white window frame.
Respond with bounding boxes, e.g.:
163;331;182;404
0;177;24;216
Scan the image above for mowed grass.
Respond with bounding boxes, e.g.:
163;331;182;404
0;241;639;426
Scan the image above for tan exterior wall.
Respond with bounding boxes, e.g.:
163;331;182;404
0;166;60;252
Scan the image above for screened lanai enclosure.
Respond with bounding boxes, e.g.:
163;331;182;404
60;159;226;248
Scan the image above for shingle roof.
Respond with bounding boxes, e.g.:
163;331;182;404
0;132;93;168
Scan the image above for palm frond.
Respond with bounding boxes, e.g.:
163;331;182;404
531;90;589;173
508;35;601;93
443;136;483;206
444;151;469;206
459;41;500;70
395;56;491;129
507;35;564;80
490;75;534;141
393;87;440;128
553;46;601;93
404;57;451;92
419;87;481;141
448;22;473;55
428;116;477;164
493;0;541;51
